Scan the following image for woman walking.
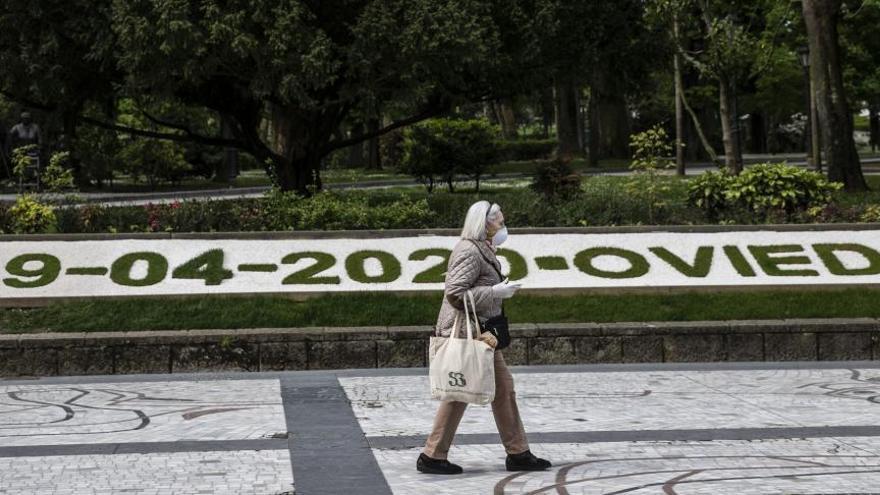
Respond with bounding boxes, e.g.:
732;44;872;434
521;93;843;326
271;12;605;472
417;200;552;475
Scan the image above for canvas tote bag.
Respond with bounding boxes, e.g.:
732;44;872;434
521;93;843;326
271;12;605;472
429;289;496;404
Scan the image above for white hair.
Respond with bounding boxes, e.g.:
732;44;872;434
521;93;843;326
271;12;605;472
460;200;501;240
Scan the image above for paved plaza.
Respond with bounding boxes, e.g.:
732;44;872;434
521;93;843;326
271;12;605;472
1;362;880;494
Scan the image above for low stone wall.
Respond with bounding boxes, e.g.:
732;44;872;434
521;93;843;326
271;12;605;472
1;318;878;377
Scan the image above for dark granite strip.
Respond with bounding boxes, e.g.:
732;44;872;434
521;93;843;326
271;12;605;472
0;439;287;458
367;425;880;450
280;375;392;495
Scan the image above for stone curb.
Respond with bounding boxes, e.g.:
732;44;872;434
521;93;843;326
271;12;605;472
1;318;878;378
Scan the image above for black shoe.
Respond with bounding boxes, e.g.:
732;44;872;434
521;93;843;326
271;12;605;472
417;453;463;475
506;450;552;471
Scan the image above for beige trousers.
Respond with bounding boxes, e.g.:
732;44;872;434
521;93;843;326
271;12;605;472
423;350;529;459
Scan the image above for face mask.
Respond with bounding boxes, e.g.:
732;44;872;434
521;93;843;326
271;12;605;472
491;226;508;246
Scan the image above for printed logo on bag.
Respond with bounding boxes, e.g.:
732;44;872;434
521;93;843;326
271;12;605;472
448;371;467;387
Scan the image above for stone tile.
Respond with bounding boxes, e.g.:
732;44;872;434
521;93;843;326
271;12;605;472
620;336;663;363
114;345;171;374
0;347;58;377
374;439;880;495
172;341;260;373
574;337;622;363
258;342;308;371
0;379;285;446
764;333;817;361
377;339;426;368
58;346;114;376
0;450;293;495
309;340;376;370
817;332;874;361
341;368;880;438
528;337;577;365
726;333;764;361
500;338;528;366
663;334;726;362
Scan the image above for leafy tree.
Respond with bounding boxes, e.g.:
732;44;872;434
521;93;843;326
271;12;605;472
0;0;119;185
802;0;867;191
840;1;880;154
400;118;498;193
110;0;540;194
668;0;794;174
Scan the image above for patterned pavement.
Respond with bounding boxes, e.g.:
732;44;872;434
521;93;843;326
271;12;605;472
1;362;879;494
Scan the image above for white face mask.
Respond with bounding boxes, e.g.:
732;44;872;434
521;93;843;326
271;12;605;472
491;226;508;246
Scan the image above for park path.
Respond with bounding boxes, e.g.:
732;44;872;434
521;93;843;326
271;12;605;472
2;361;880;494
2;155;879;207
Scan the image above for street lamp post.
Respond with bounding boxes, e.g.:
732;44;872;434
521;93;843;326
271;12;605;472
797;46;822;172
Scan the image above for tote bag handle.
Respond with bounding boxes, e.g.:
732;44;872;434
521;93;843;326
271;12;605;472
451;289;481;340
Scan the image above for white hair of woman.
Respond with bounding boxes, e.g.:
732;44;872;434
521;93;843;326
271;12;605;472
460;200;500;240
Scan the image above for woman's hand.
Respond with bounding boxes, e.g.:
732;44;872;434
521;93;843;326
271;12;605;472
478;331;498;349
491;278;521;299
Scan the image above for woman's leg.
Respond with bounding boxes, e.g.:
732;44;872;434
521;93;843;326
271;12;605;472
491;350;529;455
423;400;468;460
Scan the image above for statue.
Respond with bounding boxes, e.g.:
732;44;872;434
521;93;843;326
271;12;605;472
7;111;42;153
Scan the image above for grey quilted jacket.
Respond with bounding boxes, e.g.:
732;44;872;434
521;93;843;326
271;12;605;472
435;238;505;337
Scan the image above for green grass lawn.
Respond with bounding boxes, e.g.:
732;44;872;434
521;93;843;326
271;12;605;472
3;288;880;334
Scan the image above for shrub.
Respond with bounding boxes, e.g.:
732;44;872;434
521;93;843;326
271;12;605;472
42;152;76;193
860;204;880;223
687;170;736;221
400;118;499;192
724;163;841;219
118;137;191;188
7;194;56;234
0;201;10;233
497;139;558;162
626;125;675;223
263;188;432;230
74;125;120;187
689;163;842;222
529;157;582;200
11;144;39;182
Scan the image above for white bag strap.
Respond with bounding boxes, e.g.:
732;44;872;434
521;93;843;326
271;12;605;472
450;289;481;340
449;292;471;340
466;290;482;334
461;289;475;341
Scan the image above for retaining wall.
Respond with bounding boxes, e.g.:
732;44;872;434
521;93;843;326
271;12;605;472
1;318;878;377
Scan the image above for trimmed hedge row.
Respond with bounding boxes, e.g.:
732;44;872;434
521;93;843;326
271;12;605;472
2;175;880;235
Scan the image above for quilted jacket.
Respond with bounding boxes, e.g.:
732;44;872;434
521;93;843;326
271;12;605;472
435;238;505;337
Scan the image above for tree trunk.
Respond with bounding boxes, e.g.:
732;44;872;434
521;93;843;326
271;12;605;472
802;0;866;191
554;75;581;158
213;115;239;183
673;37;686;175
869;103;879;153
749;111;767;154
718;77;743;173
800;63;813;165
494;98;517;139
347;123;365;168
540;88;554;138
593;68;631;160
62;109;88;188
367;117;381;170
587;86;599;167
576;87;585;152
268;103;330;195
